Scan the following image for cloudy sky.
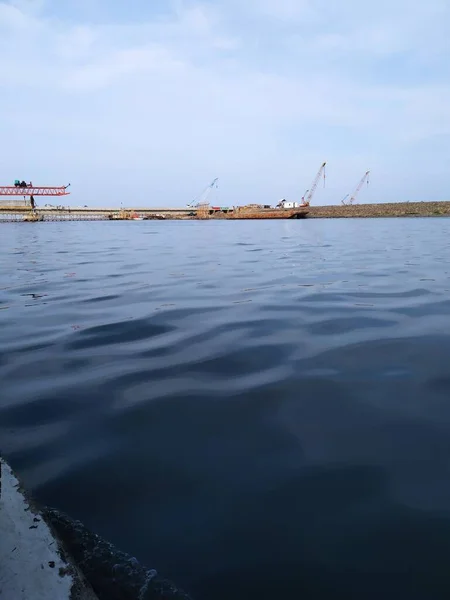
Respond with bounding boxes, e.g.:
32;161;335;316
1;0;449;207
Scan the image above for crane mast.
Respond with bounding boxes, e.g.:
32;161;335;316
188;178;219;207
342;170;370;205
304;162;326;206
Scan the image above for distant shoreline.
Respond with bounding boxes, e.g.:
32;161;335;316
1;201;450;221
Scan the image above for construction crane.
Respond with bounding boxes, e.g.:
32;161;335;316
187;178;218;207
303;162;326;206
342;170;370;205
0;183;70;197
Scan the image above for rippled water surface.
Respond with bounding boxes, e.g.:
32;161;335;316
2;219;450;598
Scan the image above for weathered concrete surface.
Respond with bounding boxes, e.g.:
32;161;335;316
0;458;98;600
0;457;193;600
308;201;450;218
44;509;192;600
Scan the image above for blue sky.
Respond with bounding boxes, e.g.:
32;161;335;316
1;0;449;207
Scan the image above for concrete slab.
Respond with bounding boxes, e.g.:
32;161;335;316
0;458;97;600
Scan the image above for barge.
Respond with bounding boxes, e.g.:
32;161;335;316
216;207;308;219
194;204;308;220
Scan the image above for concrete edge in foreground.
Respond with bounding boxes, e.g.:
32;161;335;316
0;457;193;600
0;457;98;599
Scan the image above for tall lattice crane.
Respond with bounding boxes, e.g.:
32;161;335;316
303;162;326;206
342;170;370;205
188;178;219;207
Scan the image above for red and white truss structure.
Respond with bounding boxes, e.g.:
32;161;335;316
0;185;70;197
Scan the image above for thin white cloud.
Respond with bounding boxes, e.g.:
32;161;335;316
63;46;185;91
0;0;449;205
250;0;316;21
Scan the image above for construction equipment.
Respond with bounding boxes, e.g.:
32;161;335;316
303;162;326;206
342;171;370;205
188;178;218;208
0;184;70;197
0;183;70;213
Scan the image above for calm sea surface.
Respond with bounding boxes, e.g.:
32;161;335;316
2;218;450;599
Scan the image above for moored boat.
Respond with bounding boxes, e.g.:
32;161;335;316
23;213;44;222
225;207;308;219
200;206;308;219
108;209;144;220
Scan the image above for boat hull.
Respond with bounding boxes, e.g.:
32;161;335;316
215;208;308;220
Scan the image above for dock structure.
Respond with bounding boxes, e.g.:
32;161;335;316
0;205;308;221
0;204;193;222
0;184;309;220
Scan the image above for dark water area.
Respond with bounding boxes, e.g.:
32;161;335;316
2;219;450;599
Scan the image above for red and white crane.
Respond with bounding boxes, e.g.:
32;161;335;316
342;171;370;205
302;162;326;206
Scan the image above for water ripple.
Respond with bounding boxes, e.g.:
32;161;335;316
2;219;450;599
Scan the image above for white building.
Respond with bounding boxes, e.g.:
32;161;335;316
278;199;301;209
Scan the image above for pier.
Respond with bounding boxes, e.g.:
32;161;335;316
0;205;193;222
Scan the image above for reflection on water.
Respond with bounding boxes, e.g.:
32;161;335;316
2;219;450;599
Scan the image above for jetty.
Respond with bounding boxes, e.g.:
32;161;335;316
0;204;194;222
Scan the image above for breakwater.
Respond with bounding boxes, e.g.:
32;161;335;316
307;201;450;218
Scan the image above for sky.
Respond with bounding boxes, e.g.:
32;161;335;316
1;0;449;207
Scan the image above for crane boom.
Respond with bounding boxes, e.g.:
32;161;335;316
188;178;219;207
342;170;370;205
304;162;326;206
